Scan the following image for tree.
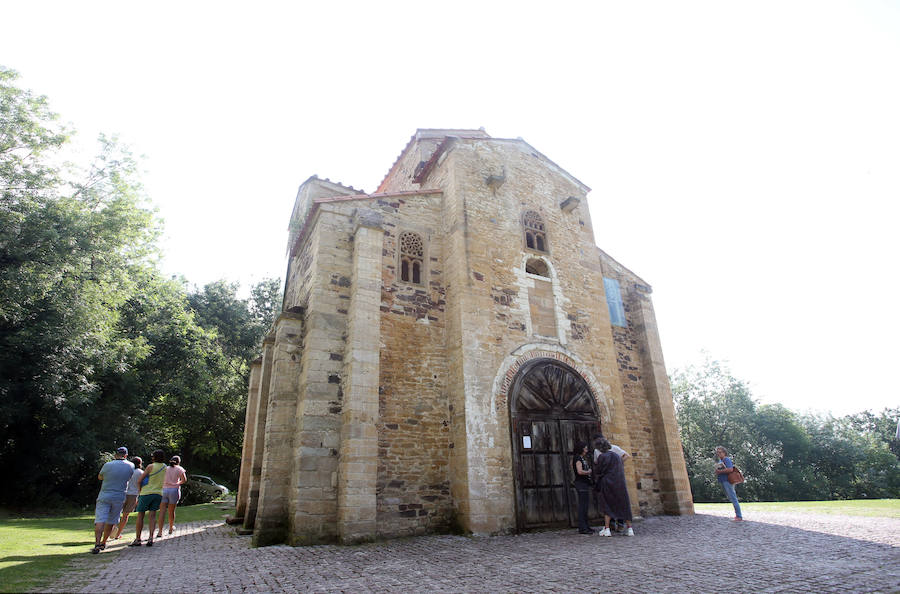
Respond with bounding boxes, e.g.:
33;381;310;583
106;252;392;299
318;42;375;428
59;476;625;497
671;358;767;502
0;67;67;204
673;357;900;503
178;278;281;480
0;69;280;505
0;68;161;504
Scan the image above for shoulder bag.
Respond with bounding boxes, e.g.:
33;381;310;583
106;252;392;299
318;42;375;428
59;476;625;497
141;463;165;487
728;464;744;485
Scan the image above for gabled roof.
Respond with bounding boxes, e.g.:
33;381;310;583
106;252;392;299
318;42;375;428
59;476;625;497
414;135;591;194
378;129;591;194
377;128;491;193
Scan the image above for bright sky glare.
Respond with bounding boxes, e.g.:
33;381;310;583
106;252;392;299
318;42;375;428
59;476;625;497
2;1;898;416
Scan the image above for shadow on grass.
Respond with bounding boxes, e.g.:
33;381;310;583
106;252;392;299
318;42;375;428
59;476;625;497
0;552;89;593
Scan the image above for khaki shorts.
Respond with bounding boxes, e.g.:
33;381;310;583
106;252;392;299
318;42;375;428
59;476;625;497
121;494;138;518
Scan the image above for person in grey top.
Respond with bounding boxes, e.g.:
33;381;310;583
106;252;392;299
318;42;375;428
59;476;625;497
93;447;135;553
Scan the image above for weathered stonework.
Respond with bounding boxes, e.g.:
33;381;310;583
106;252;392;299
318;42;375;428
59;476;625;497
237;129;693;545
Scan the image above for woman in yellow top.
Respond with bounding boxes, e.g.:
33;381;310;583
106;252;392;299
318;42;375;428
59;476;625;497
129;450;167;547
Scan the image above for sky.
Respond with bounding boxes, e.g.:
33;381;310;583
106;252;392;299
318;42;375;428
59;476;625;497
2;1;898;416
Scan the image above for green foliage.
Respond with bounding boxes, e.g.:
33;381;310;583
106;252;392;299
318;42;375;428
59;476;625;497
673;357;900;502
1;68;162;504
693;498;900;518
0;66;68;203
176;278;281;482
179;480;217;505
0;68;282;506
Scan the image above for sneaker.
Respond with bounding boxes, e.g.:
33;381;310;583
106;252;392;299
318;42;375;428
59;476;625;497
733;517;743;522
578;529;594;535
625;527;634;536
128;539;142;547
597;527;612;537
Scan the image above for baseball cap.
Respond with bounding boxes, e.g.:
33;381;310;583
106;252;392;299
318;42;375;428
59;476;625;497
116;446;128;456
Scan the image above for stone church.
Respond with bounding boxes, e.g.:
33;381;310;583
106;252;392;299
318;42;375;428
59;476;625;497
234;129;693;546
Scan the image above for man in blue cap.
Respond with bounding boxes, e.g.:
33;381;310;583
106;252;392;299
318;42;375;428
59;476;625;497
92;447;134;553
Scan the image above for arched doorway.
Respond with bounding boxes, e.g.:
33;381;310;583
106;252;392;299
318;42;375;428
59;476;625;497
509;358;602;530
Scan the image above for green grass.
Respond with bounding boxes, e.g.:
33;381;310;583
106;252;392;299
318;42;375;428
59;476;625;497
694;498;900;518
0;502;229;593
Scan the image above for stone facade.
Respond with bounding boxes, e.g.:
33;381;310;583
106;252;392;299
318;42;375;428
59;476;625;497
236;129;693;545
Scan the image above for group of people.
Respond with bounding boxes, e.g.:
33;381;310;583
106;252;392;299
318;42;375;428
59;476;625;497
572;437;744;535
93;447;188;554
572;435;634;537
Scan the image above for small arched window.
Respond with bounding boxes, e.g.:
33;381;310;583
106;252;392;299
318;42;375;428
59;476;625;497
399;231;424;285
525;258;549;277
523;210;547;252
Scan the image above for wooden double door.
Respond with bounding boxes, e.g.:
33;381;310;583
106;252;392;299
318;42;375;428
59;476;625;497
509;359;603;530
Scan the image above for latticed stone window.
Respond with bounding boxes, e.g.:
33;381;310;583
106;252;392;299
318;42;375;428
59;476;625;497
399;231;424;284
523;211;547;252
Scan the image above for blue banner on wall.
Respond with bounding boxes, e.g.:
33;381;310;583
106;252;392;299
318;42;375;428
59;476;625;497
603;278;627;327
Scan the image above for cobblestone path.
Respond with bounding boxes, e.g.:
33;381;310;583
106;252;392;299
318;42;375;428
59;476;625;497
48;509;899;593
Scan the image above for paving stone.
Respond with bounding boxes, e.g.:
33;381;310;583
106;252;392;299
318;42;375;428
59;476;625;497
47;509;899;593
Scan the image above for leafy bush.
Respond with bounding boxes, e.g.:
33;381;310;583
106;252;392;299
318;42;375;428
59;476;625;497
179;481;216;506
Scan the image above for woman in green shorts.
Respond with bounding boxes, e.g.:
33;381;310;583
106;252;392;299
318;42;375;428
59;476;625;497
130;449;167;547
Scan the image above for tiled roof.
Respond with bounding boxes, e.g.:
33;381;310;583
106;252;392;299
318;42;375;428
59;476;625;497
377;128;490;192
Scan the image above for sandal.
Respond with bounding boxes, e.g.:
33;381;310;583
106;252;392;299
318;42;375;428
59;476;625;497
91;546;101;554
128;539;142;547
146;539;153;547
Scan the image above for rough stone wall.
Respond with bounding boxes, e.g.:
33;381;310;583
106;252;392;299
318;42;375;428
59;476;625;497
336;219;382;543
236;360;262;519
602;262;666;516
600;251;693;516
422;138;637;531
285;206;354;544
376;193;453;535
282;190;458;542
253;312;304;546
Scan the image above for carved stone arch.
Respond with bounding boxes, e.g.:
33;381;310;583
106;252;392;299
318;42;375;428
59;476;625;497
507;356;604;530
508;358;599;421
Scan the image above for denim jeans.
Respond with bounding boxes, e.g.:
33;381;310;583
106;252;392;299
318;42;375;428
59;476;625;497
720;479;742;518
